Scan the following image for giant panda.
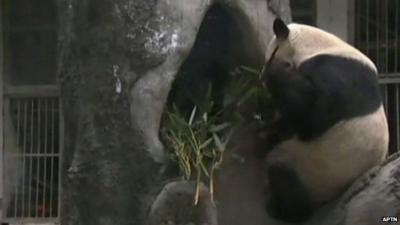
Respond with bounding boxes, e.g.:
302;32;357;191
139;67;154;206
261;18;389;222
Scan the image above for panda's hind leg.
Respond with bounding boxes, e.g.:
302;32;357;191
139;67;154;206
265;162;313;222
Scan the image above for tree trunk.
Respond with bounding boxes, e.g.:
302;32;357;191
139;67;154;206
57;0;164;224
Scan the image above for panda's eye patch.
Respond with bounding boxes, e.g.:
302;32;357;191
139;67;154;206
282;60;291;68
274;59;292;69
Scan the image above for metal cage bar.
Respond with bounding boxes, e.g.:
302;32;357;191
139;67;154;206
396;0;399;72
3;94;62;221
355;0;400;153
397;85;400;149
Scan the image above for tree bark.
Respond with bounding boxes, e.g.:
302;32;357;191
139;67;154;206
57;0;164;224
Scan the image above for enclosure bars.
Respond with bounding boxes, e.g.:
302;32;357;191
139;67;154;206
354;0;400;154
2;85;62;224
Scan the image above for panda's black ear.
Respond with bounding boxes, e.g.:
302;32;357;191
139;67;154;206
273;18;289;40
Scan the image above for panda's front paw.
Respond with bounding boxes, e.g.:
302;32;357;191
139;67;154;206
264;163;314;223
264;193;280;220
265;194;312;223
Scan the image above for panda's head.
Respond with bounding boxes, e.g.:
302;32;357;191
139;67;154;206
264;18;377;74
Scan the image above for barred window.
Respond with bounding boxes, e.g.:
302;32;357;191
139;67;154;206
354;0;400;154
1;0;62;223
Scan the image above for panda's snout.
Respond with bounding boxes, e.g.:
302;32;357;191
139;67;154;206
262;59;293;85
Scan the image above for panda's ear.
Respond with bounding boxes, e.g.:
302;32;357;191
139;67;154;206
273;18;289;40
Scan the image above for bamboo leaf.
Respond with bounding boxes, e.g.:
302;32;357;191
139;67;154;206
199;137;213;150
240;65;261;75
202;112;208;123
212;133;225;151
194;165;201;205
188;106;197;126
223;127;235;146
209;122;231;133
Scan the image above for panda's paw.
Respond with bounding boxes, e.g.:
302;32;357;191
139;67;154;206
265;195;313;223
265;163;314;223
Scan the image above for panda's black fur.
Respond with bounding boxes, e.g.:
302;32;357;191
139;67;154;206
262;19;388;222
267;54;382;141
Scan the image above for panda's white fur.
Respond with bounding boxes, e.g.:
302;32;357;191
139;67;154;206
266;105;388;204
265;23;377;73
263;20;389;221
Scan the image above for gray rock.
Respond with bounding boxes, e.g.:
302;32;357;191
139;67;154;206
148;181;217;225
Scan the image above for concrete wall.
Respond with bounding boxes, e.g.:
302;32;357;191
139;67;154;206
316;0;351;42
